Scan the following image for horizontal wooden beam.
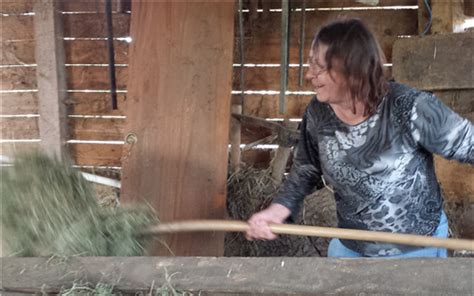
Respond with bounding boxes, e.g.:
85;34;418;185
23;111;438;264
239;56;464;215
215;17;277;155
265;0;418;9
1;257;472;295
232;113;300;146
1;39;129;65
1;13;130;41
0;66;128;90
0;0;126;14
392;32;474;90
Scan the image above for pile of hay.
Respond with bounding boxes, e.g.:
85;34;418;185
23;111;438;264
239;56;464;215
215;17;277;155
1;152;158;257
225;165;337;257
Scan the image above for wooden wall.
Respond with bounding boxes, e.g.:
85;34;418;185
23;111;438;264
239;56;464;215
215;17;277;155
1;0;419;175
1;0;129;177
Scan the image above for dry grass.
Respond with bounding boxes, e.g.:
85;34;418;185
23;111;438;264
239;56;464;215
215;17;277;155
225;165;337;257
1;152;158;257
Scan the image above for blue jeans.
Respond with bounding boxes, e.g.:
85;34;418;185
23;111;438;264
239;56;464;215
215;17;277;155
328;211;449;258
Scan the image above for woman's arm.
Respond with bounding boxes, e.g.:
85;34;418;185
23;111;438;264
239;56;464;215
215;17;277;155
410;92;473;163
271;109;324;219
246;105;324;240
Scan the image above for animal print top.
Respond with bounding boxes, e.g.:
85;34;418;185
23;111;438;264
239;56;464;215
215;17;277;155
272;82;473;257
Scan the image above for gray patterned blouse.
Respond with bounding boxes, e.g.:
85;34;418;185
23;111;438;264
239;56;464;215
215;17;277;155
273;82;473;256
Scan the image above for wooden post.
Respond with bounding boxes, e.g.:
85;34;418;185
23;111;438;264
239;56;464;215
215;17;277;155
229;103;242;173
431;0;466;33
34;0;67;158
121;1;235;256
270;120;298;185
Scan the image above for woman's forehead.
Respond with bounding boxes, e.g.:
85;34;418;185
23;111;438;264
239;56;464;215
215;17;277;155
310;44;328;61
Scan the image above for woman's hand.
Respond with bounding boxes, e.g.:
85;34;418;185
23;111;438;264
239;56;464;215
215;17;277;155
245;203;291;241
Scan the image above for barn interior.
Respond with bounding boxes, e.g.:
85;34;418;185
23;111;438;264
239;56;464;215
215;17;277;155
1;0;473;295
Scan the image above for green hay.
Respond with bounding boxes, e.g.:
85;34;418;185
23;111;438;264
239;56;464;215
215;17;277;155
1;152;158;257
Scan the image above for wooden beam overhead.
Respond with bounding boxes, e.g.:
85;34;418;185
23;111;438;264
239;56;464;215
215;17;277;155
34;0;68;158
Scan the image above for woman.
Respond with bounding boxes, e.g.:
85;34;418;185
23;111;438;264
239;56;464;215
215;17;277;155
245;18;473;257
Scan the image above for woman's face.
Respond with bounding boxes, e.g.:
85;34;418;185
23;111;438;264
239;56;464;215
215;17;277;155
305;44;350;106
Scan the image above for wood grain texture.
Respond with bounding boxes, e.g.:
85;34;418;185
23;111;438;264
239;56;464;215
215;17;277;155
1;40;129;65
0;66;36;90
265;0;418;8
0;66;128;90
0;0;124;13
68;117;125;141
34;0;68;158
66;92;127;115
240;94;313;117
1;257;472;295
0;92;38;114
0;15;35;41
435;156;474;203
0;117;38;139
0;142;40;157
64;40;129;64
392;33;474;90
71;143;122;166
66;66;128;90
434;89;474;122
1;14;130;41
120;1;235;256
234;9;417;63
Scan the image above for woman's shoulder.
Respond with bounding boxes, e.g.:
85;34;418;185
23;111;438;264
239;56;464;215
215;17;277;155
385;81;434;111
386;81;424;101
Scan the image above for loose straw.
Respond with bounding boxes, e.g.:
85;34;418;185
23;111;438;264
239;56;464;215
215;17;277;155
144;219;474;251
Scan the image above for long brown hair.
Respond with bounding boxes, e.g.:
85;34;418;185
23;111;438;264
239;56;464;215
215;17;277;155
313;18;388;116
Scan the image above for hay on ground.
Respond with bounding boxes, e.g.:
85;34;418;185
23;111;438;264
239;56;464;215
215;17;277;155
225;165;337;257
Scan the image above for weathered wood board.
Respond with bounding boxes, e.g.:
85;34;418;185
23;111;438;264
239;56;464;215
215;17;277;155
0;40;129;65
0;66;128;90
120;1;235;256
0;0;419;14
1;14;130;41
1;257;472;295
0;0;125;14
266;0;418;8
392;32;474;90
235;9;418;64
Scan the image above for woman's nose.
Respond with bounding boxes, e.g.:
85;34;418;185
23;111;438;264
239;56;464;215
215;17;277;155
305;67;316;81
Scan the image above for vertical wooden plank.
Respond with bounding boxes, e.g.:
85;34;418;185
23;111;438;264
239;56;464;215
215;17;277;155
431;0;466;33
121;1;235;256
229;104;242;173
34;0;67;158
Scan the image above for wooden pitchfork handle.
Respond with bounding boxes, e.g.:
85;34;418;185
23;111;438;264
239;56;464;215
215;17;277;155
144;219;474;251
